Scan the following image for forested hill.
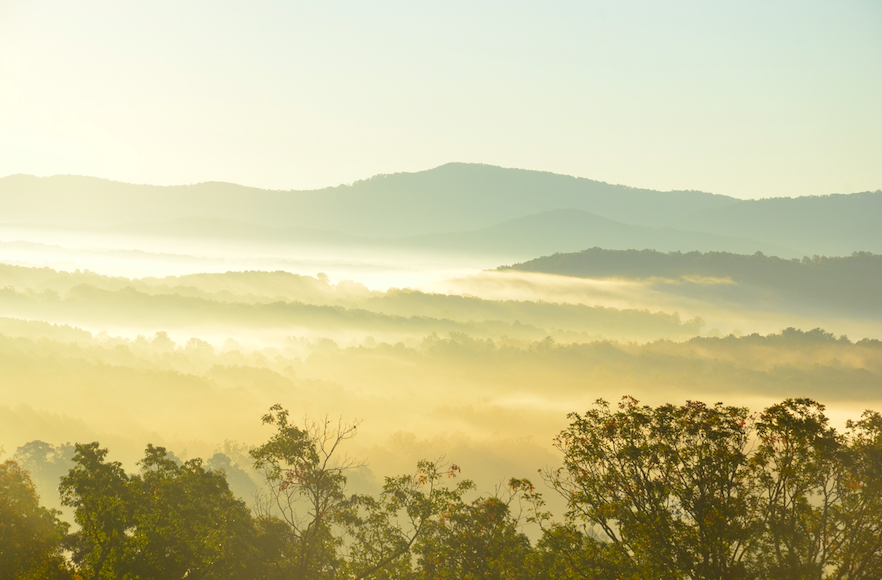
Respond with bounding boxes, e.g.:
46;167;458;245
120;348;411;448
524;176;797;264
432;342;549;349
501;249;882;315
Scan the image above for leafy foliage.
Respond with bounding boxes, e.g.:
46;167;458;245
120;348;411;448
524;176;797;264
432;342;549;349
0;459;72;580
4;398;879;579
60;442;260;580
548;397;882;580
249;406;487;579
412;479;533;580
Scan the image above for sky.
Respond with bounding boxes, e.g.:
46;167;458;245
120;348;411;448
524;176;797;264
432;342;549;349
1;0;880;199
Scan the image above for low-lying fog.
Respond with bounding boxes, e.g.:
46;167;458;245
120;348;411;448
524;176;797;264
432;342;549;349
0;224;498;287
1;226;880;515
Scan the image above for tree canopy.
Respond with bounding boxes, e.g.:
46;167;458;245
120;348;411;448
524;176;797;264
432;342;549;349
0;458;72;580
1;398;879;579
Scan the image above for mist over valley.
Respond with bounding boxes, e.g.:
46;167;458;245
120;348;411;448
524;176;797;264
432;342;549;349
4;3;881;574
1;166;879;494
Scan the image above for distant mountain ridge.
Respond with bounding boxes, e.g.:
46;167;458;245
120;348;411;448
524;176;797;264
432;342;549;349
673;191;882;257
1;163;879;256
0;164;735;234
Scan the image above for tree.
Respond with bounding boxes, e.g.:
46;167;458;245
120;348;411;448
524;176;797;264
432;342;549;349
0;458;73;580
125;445;259;579
59;442;132;580
412;478;534;580
249;404;482;580
547;397;882;580
829;410;882;579
749;399;843;578
60;442;261;580
340;461;477;580
529;524;631;580
250;407;356;579
549;397;755;580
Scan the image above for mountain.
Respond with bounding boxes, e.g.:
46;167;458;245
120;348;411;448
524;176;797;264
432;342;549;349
1;164;878;256
674;192;882;256
0;164;734;235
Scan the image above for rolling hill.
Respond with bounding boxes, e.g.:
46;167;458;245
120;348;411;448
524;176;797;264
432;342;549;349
501;248;882;317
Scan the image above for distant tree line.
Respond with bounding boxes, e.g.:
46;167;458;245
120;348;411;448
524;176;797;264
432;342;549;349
501;248;882;313
2;398;880;579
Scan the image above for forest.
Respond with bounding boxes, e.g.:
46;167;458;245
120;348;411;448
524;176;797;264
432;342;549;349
3;396;880;579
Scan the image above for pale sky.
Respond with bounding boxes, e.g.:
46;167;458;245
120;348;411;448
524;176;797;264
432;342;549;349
1;0;880;198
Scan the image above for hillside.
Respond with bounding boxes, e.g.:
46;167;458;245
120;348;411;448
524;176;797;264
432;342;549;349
502;248;882;317
675;191;882;255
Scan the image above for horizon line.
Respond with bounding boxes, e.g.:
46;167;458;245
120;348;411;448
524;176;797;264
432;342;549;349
1;162;879;200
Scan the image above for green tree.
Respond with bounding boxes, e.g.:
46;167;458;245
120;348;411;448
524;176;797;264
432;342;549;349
547;398;882;580
749;404;882;580
549;397;755;580
529;524;631;580
829;411;882;579
749;399;842;578
60;442;262;580
0;458;73;580
249;405;482;580
412;478;534;580
340;461;476;580
250;407;354;579
125;444;259;579
59;442;132;580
